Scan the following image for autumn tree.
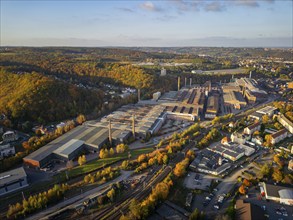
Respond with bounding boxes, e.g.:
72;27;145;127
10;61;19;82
76;114;86;125
137;154;147;163
78;155;86;166
107;188;115;202
22;141;31;150
262;115;270;124
261;163;272;177
174;158;189;177
116;144;129;154
109;148;115;157
66;160;74;170
99;149;109;159
272;168;283;182
239;185;246;194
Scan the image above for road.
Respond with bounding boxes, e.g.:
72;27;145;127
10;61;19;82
204;149;266;214
26;171;133;220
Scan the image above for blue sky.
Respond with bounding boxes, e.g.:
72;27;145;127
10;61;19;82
1;0;292;47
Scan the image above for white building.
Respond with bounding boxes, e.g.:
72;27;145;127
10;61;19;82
271;129;288;145
161;68;166;76
277;114;293;134
231;132;249;145
237;144;255;156
0;144;15;159
153;92;161;101
244;122;261;135
2;131;18;142
0;167;28;196
261;182;293;206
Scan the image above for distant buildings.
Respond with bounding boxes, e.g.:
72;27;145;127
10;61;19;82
260;182;293;206
2;131;18;143
0;167;28;196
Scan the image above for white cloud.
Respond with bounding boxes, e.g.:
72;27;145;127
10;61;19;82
140;1;162;12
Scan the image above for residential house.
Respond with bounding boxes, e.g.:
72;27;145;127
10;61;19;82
277;114;293;134
2;131;18;143
271;129;288;145
244;122;261;135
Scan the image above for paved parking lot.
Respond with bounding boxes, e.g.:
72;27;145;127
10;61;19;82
184;172;215;190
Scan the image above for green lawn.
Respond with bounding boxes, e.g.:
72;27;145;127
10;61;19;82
60;147;154;179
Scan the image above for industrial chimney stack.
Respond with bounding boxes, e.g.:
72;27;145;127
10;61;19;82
132;115;136;139
108;119;112;146
190;78;192;87
185;77;187;87
178;77;181;91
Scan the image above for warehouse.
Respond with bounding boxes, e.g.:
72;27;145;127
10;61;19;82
223;91;247;109
53;139;85;160
205;94;219;119
207;145;245;161
23;125;110;168
0;167;28;196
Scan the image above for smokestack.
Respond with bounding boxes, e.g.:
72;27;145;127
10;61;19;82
178;77;180;91
132;115;136;139
108;119;112;146
190;78;192;87
185;77;187;87
138;89;141;102
249;71;252;79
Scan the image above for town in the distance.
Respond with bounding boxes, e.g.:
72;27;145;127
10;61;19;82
0;47;292;220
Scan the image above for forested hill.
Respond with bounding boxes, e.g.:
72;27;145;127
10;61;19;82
0;69;104;123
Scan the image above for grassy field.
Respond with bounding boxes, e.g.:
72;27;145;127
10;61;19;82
59;147;155;179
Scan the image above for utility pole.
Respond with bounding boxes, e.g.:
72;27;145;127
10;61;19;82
132;115;135;139
108;119;112;146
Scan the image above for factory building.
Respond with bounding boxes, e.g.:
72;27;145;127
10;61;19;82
223;91;247;110
205;94;219;119
207;145;245;161
23;126;112;168
0;167;28;196
53;139;85;161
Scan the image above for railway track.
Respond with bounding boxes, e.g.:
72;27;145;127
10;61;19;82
90;166;172;220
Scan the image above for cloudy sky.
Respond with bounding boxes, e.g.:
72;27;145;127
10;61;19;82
1;0;292;47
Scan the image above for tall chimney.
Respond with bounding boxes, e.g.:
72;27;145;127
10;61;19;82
190;78;192;87
185;77;187;87
108;119;112;146
132;115;136;139
178;77;180;91
249;71;252;79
